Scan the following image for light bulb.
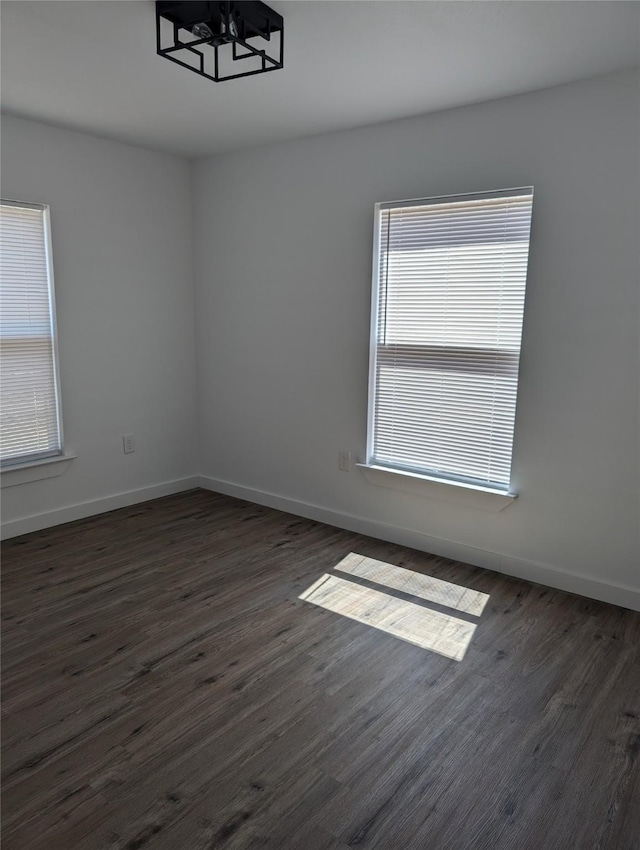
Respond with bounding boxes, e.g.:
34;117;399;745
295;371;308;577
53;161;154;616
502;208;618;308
192;22;214;41
220;18;238;41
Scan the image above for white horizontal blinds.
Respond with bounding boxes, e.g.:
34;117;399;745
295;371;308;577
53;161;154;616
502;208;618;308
372;189;533;490
0;201;61;465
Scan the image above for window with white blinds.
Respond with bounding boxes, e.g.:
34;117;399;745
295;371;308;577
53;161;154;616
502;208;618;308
1;200;63;467
367;188;533;492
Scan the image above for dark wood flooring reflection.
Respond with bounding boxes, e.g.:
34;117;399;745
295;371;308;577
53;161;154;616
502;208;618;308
2;490;639;849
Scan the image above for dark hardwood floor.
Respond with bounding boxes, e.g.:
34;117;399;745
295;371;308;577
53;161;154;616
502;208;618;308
2;489;639;849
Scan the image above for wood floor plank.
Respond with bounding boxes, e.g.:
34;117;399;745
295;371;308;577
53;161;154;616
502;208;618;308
2;489;639;849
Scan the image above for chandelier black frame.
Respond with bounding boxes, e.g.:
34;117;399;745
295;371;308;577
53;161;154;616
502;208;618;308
156;1;284;83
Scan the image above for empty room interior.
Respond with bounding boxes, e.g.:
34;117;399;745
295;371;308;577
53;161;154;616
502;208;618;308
1;1;639;848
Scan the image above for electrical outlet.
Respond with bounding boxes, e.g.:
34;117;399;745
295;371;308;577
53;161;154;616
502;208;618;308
338;450;351;472
123;434;136;454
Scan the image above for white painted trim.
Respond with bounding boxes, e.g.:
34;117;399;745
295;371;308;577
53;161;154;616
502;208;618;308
43;203;66;459
357;463;516;511
0;476;199;540
365;202;383;465
1;454;76;488
198;475;640;612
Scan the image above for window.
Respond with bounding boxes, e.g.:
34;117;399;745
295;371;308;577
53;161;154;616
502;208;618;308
366;187;533;493
0;200;63;467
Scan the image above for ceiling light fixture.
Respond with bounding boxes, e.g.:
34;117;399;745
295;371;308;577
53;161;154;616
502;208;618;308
156;1;284;83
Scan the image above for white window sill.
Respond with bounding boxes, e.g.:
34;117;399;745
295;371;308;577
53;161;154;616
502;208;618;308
1;454;76;488
356;463;517;512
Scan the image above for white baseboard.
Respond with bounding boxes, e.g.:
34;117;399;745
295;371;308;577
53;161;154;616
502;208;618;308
3;472;637;612
199;475;640;612
1;477;199;540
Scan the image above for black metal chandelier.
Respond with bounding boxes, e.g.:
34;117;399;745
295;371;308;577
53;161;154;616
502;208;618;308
156;1;284;83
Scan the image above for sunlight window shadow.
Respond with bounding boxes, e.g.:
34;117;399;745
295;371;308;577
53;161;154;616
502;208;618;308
299;572;477;661
334;552;489;616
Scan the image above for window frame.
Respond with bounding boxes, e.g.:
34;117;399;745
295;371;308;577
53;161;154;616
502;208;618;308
365;187;533;496
0;199;65;469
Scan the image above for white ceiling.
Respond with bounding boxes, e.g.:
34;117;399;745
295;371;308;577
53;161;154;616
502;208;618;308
2;1;639;158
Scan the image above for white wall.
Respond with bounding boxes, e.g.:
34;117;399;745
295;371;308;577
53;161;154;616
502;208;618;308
193;71;640;608
1;116;198;534
3;74;638;609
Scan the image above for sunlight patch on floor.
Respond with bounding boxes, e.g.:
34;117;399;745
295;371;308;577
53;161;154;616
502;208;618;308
299;573;476;661
334;552;489;616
